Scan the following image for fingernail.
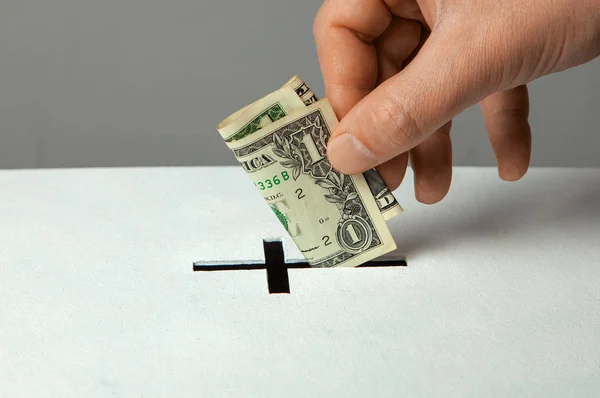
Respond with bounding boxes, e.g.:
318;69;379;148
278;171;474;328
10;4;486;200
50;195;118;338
327;134;378;174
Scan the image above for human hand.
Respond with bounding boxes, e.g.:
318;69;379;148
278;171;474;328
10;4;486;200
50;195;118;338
313;0;600;203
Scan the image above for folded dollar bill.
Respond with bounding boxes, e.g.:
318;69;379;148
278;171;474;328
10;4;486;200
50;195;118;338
216;76;401;267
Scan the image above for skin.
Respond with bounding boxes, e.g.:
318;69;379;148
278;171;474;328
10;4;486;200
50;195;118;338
313;0;600;204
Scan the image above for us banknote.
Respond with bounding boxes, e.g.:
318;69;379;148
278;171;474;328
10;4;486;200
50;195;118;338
218;76;403;221
216;78;399;267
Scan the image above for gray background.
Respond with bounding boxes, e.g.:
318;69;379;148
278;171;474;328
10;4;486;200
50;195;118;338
0;0;598;170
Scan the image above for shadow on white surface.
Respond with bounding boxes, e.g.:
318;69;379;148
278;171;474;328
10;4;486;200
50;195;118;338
390;170;600;259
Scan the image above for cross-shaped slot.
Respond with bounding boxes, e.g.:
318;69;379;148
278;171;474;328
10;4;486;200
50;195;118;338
193;239;407;294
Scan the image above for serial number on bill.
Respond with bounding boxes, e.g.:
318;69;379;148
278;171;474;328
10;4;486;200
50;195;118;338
254;171;291;190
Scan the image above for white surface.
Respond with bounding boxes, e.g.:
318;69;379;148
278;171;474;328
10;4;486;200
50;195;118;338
1;166;600;397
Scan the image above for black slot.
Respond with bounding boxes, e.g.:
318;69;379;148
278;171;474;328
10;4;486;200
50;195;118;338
193;238;407;294
263;240;290;294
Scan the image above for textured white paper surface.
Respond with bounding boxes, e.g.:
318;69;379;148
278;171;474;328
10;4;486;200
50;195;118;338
1;166;599;397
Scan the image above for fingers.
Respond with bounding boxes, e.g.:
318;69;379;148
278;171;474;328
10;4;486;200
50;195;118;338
313;0;392;119
385;0;429;27
376;17;422;86
410;122;453;204
479;85;531;181
376;153;409;191
326;27;498;175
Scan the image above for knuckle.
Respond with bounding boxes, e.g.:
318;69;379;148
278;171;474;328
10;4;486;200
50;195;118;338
312;0;339;38
313;0;333;38
313;7;326;38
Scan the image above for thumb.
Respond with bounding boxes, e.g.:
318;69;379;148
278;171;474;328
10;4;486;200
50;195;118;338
326;28;500;174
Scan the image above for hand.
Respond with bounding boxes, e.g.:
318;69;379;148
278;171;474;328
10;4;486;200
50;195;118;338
313;0;600;203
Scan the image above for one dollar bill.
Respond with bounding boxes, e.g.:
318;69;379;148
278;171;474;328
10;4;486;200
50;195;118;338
217;77;399;267
218;76;403;221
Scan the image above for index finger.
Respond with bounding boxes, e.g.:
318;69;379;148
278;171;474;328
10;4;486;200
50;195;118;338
313;0;393;119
